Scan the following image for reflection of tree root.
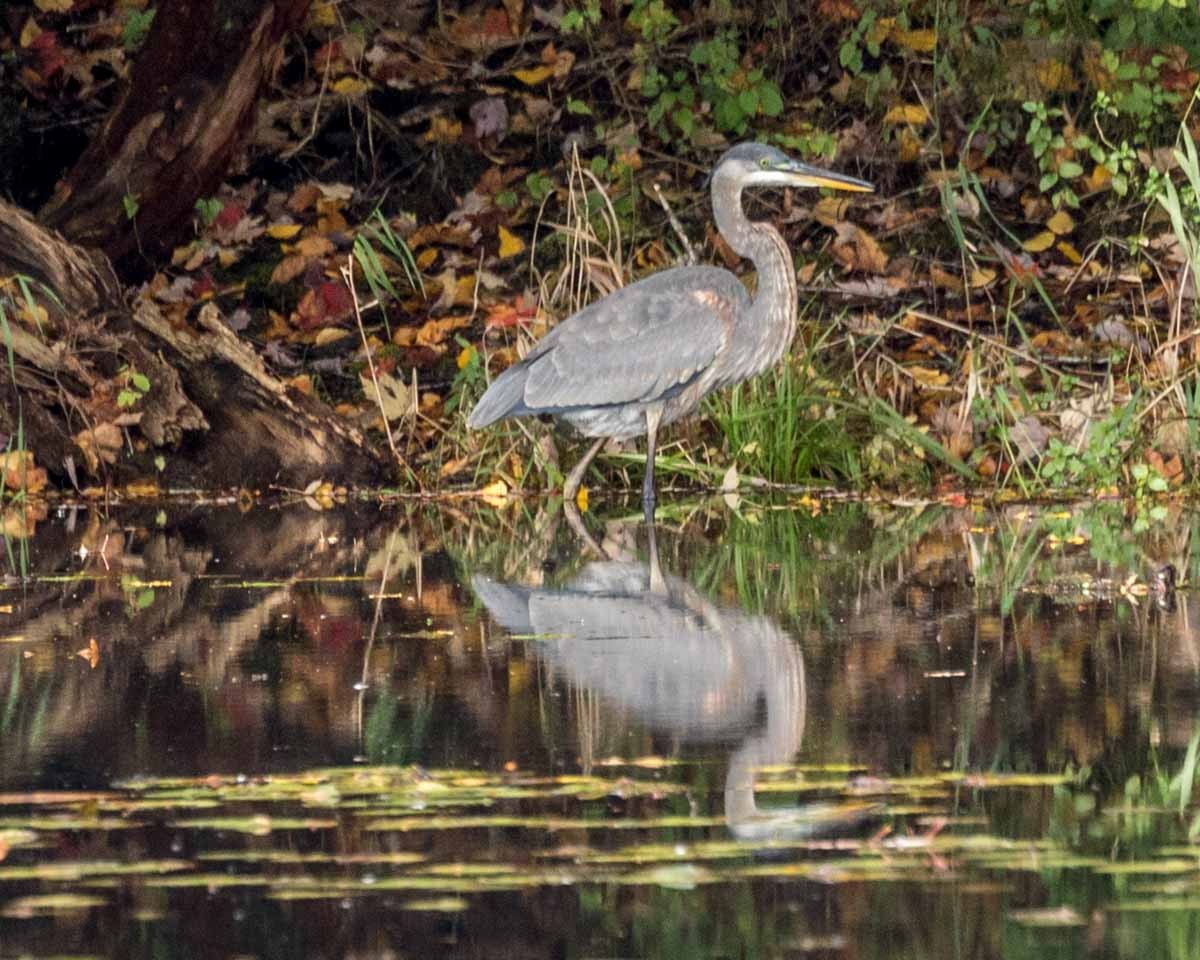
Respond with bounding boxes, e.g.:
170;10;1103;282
564;498;606;559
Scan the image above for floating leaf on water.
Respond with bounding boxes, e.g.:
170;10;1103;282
197;850;426;866
2;892;108;918
618;863;718;890
0;859;193;881
1007;906;1086;927
1094;859;1200;876
143;873;269;889
170;816;336;835
401;896;470;912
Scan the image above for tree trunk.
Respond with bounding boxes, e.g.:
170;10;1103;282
40;0;312;274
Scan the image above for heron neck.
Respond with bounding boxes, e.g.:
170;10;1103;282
712;179;798;364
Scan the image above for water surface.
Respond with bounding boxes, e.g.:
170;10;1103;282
1;497;1199;958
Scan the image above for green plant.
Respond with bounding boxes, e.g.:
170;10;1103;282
122;8;156;51
1130;461;1169;532
117;366;151;408
446;335;484;415
1037;403;1138;489
1155;125;1200;320
561;1;601;34
709;357;860;486
194;197;222;229
352;209;425;341
1023;100;1091;208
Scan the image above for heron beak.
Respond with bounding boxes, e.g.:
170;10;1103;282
781;161;874;193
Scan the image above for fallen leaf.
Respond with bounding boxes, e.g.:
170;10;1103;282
479;479;509;508
498;225;525;258
361;370;415;422
893;28;936;52
470;96;509;140
0;451;47;494
1023;231;1056;253
575;485;589;512
331;77;370;97
268;223;303;241
883;103;930;126
514;64;555;85
1046;210;1075;235
1010;416;1050;463
77;638;100;669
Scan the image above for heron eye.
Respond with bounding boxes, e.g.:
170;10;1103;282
759;157;770;169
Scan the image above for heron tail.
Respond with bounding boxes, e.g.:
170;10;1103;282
471;575;533;633
466;364;529;429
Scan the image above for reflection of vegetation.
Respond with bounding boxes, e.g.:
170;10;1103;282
364;686;432;765
690;502;946;621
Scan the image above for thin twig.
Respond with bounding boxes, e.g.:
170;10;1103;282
652;183;697;264
343;256;402;471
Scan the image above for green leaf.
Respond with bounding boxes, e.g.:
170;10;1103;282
737;88;759;115
759;84;783;116
1058;161;1084;179
672;107;694;137
131;372;151;392
1039;171;1059;192
566;99;592;116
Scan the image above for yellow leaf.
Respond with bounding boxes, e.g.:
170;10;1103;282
883;103;930;126
423;116;462;145
893;28;936;52
267;223;303;241
908;365;949;386
866;16;894;46
19;18;41;48
308;2;337;27
969;267;997;288
575;485;589;513
1086;164;1112;192
480;479;509;509
498;225;525;259
416;248;439;269
514;64;555;85
1056;240;1083;264
897;127;922;163
1046;210;1075;235
314;327;351;347
1023;230;1056;253
35;0;73;11
332;77;371;97
457;345;476;369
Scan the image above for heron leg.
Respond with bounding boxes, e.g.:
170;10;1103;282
563;436;606;509
642;406;663;523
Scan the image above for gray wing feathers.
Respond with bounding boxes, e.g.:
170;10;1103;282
465;362;528;428
467;266;746;424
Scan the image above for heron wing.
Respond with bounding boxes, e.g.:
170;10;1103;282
520;266;747;411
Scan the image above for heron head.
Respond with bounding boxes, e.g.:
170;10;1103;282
715;142;874;193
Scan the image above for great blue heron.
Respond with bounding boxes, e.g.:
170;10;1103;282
467;142;873;519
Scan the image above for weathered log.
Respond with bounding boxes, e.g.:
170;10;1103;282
0;198;386;488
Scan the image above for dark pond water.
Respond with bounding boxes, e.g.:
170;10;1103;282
2;496;1200;958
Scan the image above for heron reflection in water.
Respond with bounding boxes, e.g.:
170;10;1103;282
468;144;873;522
473;529;875;841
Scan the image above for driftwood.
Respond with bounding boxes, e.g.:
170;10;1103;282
0;199;385;489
